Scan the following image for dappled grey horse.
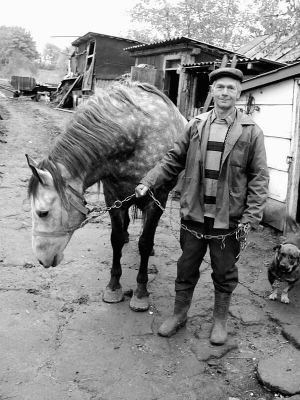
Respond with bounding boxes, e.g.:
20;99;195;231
27;81;187;311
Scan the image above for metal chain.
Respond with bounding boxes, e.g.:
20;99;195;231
80;189;251;254
148;189;251;253
80;194;135;227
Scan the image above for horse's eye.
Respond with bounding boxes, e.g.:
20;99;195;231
37;211;49;218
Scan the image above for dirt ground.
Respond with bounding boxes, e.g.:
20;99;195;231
0;97;300;400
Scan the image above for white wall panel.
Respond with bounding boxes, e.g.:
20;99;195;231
268;168;288;202
265;136;291;171
239;79;294;104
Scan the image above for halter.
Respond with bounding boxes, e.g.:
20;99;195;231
32;182;89;237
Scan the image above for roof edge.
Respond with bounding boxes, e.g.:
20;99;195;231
124;36;240;55
242;61;300;91
72;32;144;46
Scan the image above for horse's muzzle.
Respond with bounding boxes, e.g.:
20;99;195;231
38;254;61;268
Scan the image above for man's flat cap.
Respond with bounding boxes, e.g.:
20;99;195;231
209;67;243;83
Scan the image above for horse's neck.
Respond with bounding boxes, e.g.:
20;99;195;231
57;160;109;193
57;162;85;193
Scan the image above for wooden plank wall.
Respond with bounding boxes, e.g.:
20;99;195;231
131;67;164;91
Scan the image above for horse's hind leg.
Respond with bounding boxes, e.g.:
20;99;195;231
130;190;168;311
103;208;128;303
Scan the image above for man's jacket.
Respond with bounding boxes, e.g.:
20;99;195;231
141;109;269;229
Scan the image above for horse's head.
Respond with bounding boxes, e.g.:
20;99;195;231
26;155;88;268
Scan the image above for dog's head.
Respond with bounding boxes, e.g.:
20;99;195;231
273;243;300;274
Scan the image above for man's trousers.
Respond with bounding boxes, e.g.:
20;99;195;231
175;218;240;294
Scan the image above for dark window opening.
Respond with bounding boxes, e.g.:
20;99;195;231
86;57;93;71
88;41;95;56
194;73;210;109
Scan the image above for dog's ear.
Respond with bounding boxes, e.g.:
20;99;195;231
273;244;282;252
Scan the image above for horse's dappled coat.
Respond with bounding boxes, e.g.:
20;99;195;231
27;82;187;311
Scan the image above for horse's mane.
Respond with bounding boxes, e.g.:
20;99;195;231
28;81;176;199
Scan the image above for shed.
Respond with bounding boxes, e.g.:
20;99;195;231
55;32;143;109
236;62;300;231
125;37;237;111
125;37;286;119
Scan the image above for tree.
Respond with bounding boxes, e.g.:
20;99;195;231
126;0;291;51
41;43;62;69
1;51;38;78
0;26;39;64
127;0;181;42
252;0;300;51
56;46;74;75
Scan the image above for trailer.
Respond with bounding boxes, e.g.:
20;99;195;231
10;76;58;101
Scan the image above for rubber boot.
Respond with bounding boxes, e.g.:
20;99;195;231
158;288;194;337
210;290;232;345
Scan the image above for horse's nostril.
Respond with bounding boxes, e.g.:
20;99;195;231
39;260;51;269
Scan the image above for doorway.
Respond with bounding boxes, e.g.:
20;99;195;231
164;70;179;105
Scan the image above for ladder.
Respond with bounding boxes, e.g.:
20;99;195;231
202;54;238;113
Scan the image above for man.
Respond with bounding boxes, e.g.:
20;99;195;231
135;67;269;345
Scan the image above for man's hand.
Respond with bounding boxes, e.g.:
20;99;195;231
238;222;251;231
135;184;149;198
237;222;252;238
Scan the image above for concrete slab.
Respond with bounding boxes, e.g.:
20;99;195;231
190;337;238;362
230;303;264;325
257;346;300;396
282;324;300;350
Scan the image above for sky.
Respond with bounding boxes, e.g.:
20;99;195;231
1;0;138;52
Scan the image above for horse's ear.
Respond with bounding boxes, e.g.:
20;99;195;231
26;154;38;168
25;154;51;185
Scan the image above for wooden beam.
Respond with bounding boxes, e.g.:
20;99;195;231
56;75;82;109
202;54;229;113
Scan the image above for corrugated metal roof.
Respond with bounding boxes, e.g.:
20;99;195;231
72;32;144;47
237;33;300;63
124;36;239;54
241;61;300;91
237;35;269;55
182;57;286;68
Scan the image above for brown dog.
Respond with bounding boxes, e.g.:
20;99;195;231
268;217;300;304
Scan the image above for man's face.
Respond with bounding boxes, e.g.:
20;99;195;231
211;77;241;112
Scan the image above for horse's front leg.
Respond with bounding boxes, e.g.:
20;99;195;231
103;209;128;303
130;200;165;312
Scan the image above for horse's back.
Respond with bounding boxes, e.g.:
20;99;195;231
69;82;187;186
116;82;186;151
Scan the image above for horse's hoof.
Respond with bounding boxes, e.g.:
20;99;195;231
103;287;124;303
130;294;150;312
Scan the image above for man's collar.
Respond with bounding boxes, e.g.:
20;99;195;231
211;108;236;125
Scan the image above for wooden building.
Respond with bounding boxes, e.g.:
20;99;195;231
125;37;286;119
125;37;237;107
56;32;143;109
236;62;300;231
181;57;285;118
